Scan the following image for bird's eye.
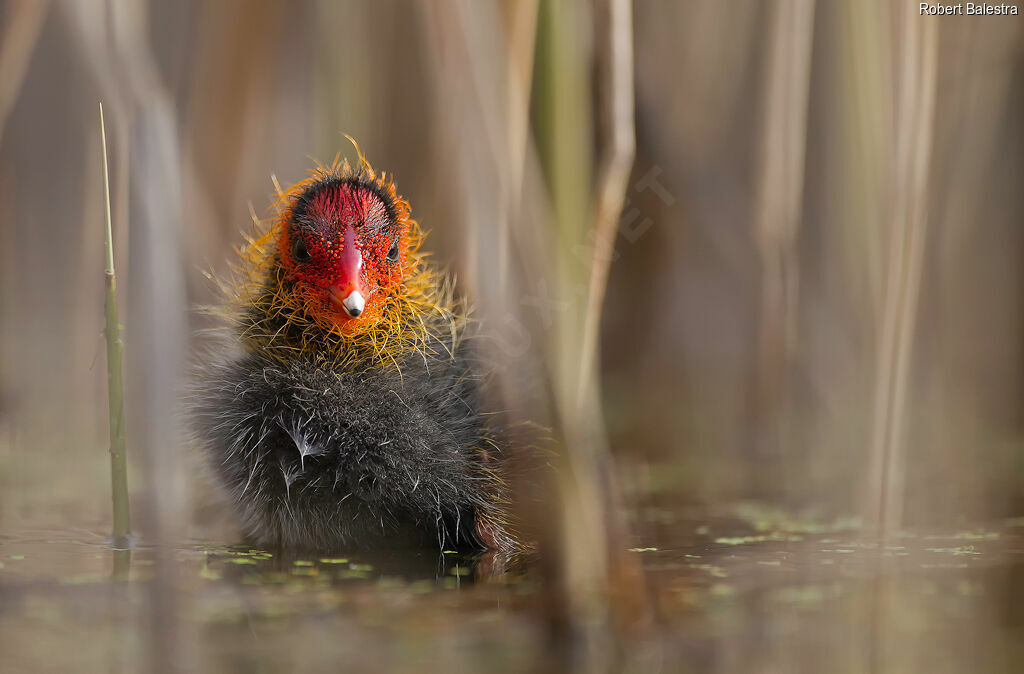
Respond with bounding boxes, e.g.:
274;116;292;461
386;240;400;263
293;238;311;263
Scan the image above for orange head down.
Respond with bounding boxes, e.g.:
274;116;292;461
277;170;412;330
225;148;462;368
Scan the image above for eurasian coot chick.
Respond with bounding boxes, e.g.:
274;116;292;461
190;151;517;551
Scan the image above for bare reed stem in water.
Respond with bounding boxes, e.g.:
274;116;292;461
100;102;131;549
866;4;939;539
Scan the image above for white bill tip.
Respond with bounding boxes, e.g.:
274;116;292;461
342;290;365;317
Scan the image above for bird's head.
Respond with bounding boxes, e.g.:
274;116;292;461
277;171;413;328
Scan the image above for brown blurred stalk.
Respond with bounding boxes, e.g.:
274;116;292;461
866;3;939;537
534;0;647;645
498;0;539;293
100;102;131;551
750;0;815;468
0;0;50;147
577;0;636;404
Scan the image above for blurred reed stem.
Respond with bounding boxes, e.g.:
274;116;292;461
866;3;939;538
533;0;647;646
532;0;606;638
749;0;815;476
0;0;50;148
100;102;131;550
577;0;636;405
498;0;539;295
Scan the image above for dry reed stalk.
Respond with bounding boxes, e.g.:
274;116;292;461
531;1;608;638
749;0;815;466
866;0;940;538
530;0;652;653
577;0;636;405
0;0;50;147
838;1;894;319
498;0;540;294
574;0;653;636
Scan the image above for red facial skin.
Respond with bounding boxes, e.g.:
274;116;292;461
278;181;407;326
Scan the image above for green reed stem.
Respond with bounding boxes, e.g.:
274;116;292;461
100;102;131;549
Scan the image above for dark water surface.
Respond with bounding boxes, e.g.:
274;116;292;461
1;504;1022;673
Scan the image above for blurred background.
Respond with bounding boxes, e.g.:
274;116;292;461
1;1;1023;672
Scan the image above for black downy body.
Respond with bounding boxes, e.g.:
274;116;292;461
191;297;503;551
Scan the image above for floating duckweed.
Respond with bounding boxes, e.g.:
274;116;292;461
319;558;349;564
952;531;999;541
757;560;782;566
227;558;258;565
715;533;803;546
927;546;980;556
293;560;314;566
10;555;25;560
214;547;273;560
449;567;471;576
628;547;659;553
442;550;458;554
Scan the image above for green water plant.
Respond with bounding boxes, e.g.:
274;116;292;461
100;103;131;549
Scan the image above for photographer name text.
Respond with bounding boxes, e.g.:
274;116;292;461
920;3;1018;14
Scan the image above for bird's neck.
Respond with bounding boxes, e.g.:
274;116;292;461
240;252;465;370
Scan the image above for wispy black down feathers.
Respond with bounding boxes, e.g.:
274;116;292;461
191;294;514;551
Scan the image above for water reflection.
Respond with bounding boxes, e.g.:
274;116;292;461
200;543;529;588
0;509;1021;673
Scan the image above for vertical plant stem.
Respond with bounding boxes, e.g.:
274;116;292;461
749;0;816;472
0;0;51;148
866;4;939;539
101;102;131;549
864;11;938;673
534;0;649;647
499;0;539;296
577;0;636;404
